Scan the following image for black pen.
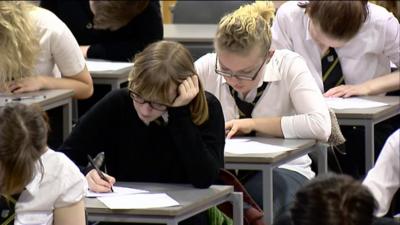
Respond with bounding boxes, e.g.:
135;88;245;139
87;155;114;192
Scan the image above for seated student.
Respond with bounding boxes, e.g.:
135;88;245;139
0;1;93;99
40;0;163;62
0;1;93;149
0;103;87;225
363;129;400;218
324;73;400;98
194;1;331;221
289;174;377;225
275;174;399;225
58;40;225;225
271;1;400;177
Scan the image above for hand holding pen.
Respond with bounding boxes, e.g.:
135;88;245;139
87;155;115;193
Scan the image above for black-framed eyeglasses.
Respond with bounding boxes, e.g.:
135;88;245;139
214;55;267;81
128;89;168;111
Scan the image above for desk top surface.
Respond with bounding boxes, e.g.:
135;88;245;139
0;89;74;108
164;24;217;42
87;59;133;78
333;96;400;119
86;183;232;217
224;137;316;164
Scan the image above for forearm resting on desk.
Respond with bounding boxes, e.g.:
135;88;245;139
225;117;283;138
324;72;400;97
9;67;93;99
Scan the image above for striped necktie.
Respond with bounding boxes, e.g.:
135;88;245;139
229;82;268;119
0;194;20;225
229;82;268;137
321;47;344;92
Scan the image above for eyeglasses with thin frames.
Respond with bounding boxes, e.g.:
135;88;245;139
128;89;168;111
214;55;267;81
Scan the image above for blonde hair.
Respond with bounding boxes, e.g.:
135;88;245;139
215;1;275;56
129;41;209;125
0;1;39;90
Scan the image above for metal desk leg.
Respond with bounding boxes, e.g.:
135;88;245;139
166;220;178;225
317;144;328;174
365;123;375;172
231;192;244;225
111;81;119;90
263;167;273;225
62;99;72;140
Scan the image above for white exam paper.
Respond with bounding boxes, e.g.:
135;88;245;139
86;60;133;72
98;193;180;209
225;138;292;154
325;97;388;109
87;186;148;198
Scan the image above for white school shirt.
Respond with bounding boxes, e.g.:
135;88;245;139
271;1;400;92
29;7;86;78
195;50;331;179
363;129;400;217
15;149;87;225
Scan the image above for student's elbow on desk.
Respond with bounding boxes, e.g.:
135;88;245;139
281;113;331;141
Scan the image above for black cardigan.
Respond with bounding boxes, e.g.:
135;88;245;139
58;89;225;188
40;0;163;61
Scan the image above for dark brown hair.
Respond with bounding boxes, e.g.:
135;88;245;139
291;174;376;225
129;40;209;125
0;103;48;195
299;1;369;40
92;0;149;30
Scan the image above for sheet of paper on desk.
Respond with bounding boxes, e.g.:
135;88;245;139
86;60;133;72
86;186;148;198
98;193;180;209
325;97;388;109
225;138;292;154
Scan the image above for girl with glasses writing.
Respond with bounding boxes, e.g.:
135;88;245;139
195;1;331;222
58;40;225;225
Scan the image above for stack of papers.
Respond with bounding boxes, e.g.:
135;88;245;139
225;138;292;154
325;97;388;109
88;186;180;209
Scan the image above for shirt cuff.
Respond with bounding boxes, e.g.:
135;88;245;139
167;105;191;120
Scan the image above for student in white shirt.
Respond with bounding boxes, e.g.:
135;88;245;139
364;129;400;218
271;1;399;94
271;1;400;177
195;1;331;221
0;103;87;225
0;1;93;99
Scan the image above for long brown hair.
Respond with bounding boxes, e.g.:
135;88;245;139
129;40;209;125
0;103;48;195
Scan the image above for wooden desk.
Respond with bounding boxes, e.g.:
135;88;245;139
163;24;217;59
86;182;243;225
224;137;327;225
0;89;74;140
333;96;400;172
